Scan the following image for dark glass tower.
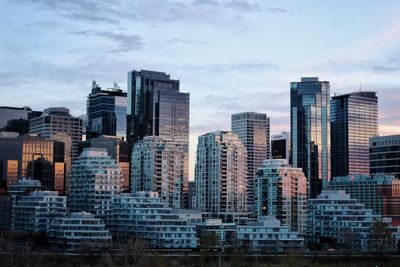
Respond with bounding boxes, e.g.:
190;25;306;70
87;81;127;140
290;77;330;198
331;91;378;178
126;70;189;148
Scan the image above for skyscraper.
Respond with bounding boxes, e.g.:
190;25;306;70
131;136;188;209
370;135;400;178
331;91;378;177
290;77;330;198
271;131;291;161
126;70;189;149
195;131;247;213
0;106;41;129
231;112;270;212
29;107;82;193
255;159;307;234
86;81;127;140
69;148;122;221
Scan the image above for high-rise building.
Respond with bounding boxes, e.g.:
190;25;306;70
231;112;270;212
29;107;82;193
69;148;122;221
87;81;127;140
271;131;291;161
370;135;400;179
255;159;307;234
0;106;41;129
78;136;130;192
131;136;188;209
188;180;196;209
126;70;189;149
308;190;397;252
328;174;400;223
0;134;65;193
290;77;330;198
195;131;247;213
331;92;378;177
12;190;67;233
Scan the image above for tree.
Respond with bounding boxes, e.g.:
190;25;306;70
121;237;149;267
369;220;395;257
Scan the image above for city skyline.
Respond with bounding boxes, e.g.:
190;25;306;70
1;0;400;179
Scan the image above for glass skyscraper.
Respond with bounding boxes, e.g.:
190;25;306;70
290;77;330;198
126;70;189;149
331;91;378;178
87;81;127;140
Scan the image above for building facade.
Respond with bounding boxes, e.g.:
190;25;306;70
0;106;41;129
49;212;111;250
255;159;307;234
231;112;270;212
370;135;400;179
131;136;188;209
0;134;65;193
87;81;127;140
291;77;330;198
271;131;291;161
237;216;304;252
195;131;247;213
328;174;400;223
12;190;67;233
78;136;130;192
331;92;378;177
69;148;122;221
111;192;198;248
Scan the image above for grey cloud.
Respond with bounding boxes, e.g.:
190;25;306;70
224;1;261;12
192;0;219;6
266;7;288;13
70;30;143;53
180;62;279;73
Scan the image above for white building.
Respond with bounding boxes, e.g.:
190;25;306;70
111;192;198;249
49;212;111;250
12;190;67;233
308;190;395;251
195;131;247;213
131;136;188;209
255;159;307;234
237;216;304;252
69;148;122;221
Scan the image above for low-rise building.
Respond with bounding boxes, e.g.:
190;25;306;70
111;192;198;249
237;216;304;252
49;212;111;250
197;219;236;248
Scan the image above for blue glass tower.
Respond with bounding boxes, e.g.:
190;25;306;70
290;77;330;198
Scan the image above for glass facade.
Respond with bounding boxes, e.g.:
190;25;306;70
290;77;330;198
331;92;378;177
87;81;127;140
370;135;400;178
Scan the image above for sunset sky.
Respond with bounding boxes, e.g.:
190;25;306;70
1;0;400;178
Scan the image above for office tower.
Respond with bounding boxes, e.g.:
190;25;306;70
331;92;378;177
308;190;396;252
0;134;65;193
329;174;400;223
78;136;130;192
271;131;291;161
290;77;330;198
131;136;188;209
231;112;270;212
12;190;67;233
87;81;127;140
255;159;307;234
237;217;304;252
195;131;247;213
0;106;41;129
69;148;122;221
126;70;190;149
111;192;198;248
49;212;111;250
370;135;400;178
29;107;82;193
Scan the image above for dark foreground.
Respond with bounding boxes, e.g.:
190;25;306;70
1;252;400;267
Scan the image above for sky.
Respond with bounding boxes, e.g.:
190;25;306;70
1;0;400;179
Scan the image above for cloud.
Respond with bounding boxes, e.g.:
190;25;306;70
167;38;208;45
180;62;279;73
70;30;143;53
224;1;261;12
